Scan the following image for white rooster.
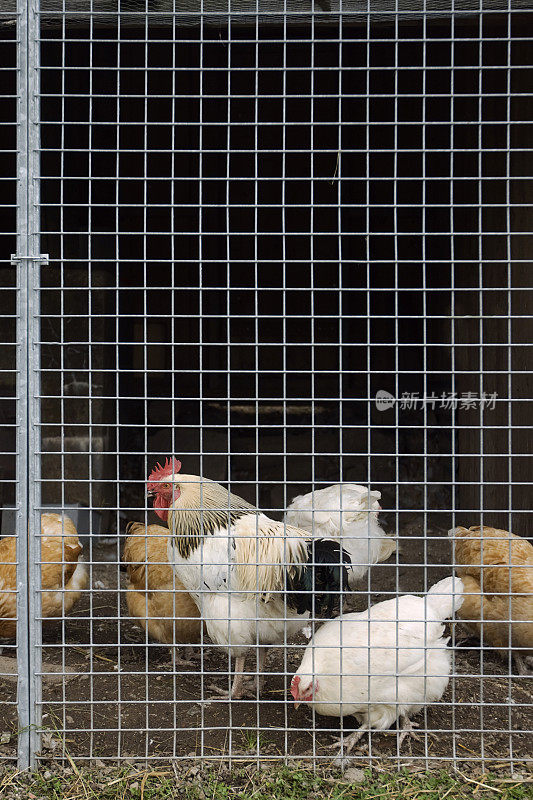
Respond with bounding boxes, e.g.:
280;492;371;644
147;458;350;699
290;576;464;758
284;483;396;589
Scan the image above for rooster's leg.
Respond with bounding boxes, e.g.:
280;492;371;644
209;655;249;699
252;647;267;692
230;655;247;699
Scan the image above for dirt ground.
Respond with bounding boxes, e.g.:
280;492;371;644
1;513;532;770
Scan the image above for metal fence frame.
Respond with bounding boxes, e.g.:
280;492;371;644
15;0;43;769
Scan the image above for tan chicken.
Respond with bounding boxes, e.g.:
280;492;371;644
449;525;533;675
123;521;204;666
0;513;88;638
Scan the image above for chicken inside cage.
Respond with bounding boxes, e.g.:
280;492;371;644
0;514;87;639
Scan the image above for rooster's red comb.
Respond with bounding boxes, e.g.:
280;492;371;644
147;457;182;490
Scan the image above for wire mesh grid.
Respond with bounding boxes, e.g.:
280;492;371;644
2;0;532;772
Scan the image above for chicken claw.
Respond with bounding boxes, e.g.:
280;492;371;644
397;716;420;748
326;716;419;762
206;655;267;699
164;646;202;670
208;678;259;700
325;727;368;759
514;654;533;676
208;675;266;700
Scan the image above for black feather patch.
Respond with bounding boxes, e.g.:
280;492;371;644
285;538;351;615
172;507;253;558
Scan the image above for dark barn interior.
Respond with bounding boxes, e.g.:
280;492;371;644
31;12;533;536
0;12;531;532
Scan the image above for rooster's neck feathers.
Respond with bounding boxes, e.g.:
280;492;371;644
171;507;253;558
168;474;255;558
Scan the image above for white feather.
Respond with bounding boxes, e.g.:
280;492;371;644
284;483;396;588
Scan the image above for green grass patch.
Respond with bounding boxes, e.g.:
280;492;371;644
0;764;531;800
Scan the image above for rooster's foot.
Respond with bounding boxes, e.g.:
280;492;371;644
208;675;263;700
208;684;253;700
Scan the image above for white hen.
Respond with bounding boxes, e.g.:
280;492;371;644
284;484;396;589
290;576;464;757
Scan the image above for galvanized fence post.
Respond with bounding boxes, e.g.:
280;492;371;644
15;0;43;771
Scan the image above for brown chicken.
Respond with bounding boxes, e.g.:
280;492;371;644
123;521;204;665
0;513;88;638
449;525;533;675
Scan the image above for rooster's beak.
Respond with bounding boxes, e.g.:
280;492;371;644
147;491;155;499
293;701;300;710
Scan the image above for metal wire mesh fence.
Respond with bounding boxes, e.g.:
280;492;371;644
1;0;532;772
